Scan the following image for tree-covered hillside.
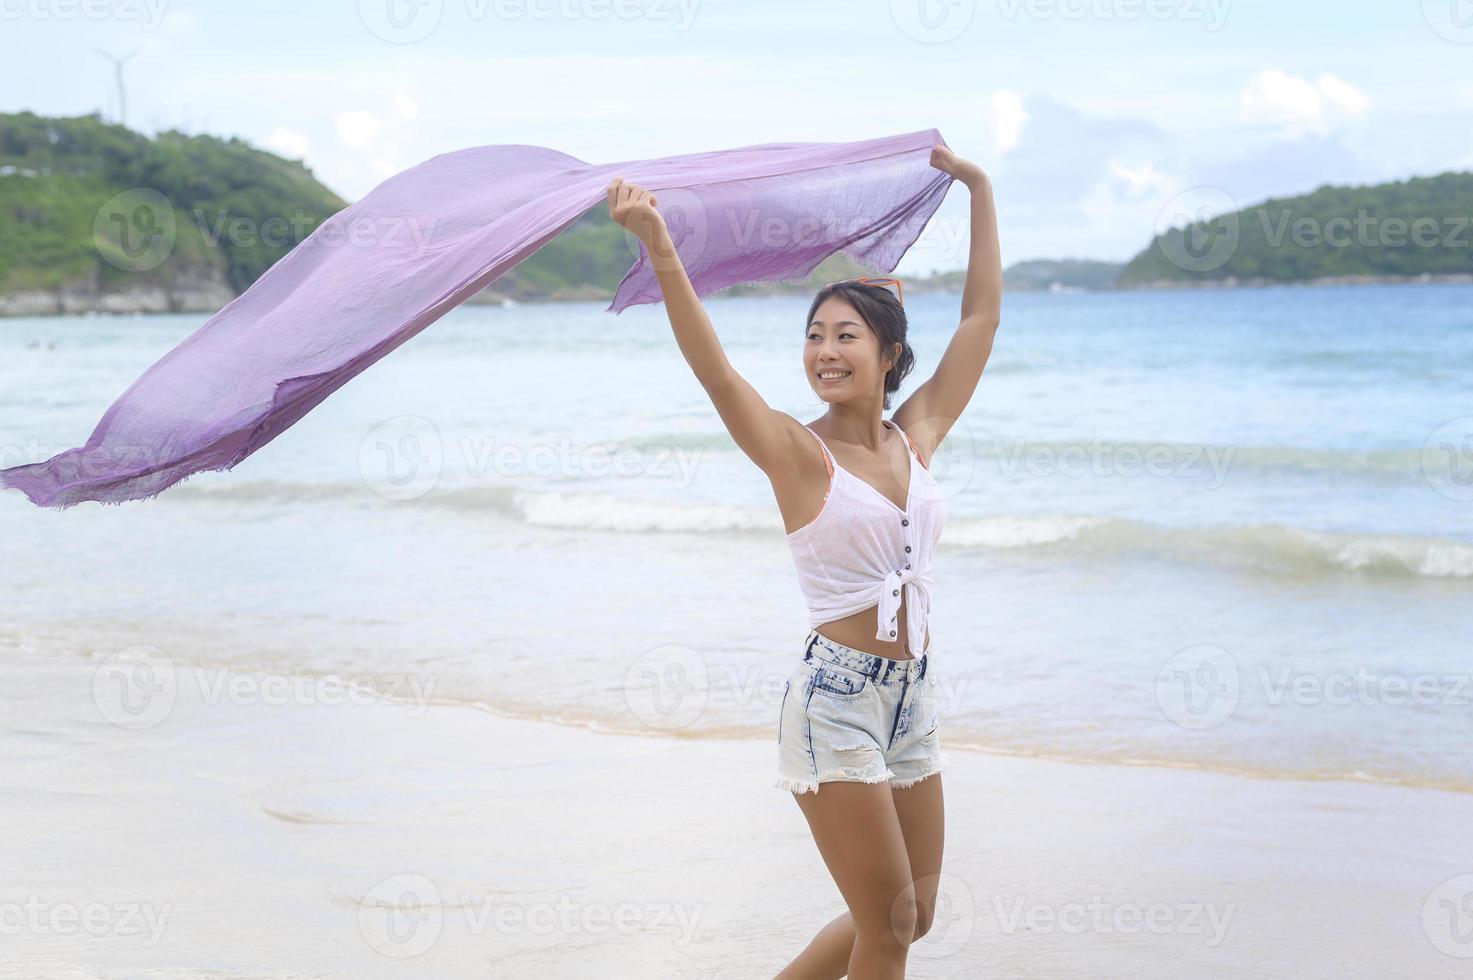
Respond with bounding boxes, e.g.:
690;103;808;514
1121;172;1473;284
0;111;347;298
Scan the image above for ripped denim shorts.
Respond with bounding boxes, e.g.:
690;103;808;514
774;629;948;794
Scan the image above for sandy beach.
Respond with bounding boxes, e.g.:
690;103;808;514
3;646;1469;979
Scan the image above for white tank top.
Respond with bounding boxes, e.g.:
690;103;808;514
785;418;946;655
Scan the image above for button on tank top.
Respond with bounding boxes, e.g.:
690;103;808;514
785;418;946;655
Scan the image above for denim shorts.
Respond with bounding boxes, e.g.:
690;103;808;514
774;629;948;794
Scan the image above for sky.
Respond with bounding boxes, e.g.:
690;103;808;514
3;0;1472;274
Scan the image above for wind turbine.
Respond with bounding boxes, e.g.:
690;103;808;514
95;47;141;126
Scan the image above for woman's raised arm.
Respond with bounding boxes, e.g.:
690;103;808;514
606;177;807;479
892;146;1002;461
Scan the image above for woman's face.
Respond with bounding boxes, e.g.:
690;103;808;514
805;295;891;404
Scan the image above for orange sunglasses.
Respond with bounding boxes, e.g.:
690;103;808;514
823;276;904;308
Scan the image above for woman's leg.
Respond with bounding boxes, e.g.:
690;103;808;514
781;781;917;980
772;909;854;980
773;776;946;979
890;774;945;941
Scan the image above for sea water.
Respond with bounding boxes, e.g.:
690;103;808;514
2;284;1470;791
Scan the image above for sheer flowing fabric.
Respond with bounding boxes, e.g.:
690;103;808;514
1;128;953;508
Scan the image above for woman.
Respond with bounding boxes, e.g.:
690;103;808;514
607;143;999;979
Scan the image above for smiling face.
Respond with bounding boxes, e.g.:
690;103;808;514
805;295;897;404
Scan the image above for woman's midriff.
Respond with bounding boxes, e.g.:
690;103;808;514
814;597;928;661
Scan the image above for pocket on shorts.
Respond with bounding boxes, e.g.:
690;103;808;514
806;661;871;700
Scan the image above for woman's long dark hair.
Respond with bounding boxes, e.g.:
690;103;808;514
805;281;914;410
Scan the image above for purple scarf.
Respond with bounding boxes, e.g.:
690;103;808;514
2;128;952;508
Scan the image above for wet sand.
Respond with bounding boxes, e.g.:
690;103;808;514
3;647;1470;979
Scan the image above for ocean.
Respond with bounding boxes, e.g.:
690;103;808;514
3;283;1470;793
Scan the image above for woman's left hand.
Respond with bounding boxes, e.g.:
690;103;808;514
929;145;987;188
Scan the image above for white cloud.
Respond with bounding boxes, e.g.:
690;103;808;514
991;91;1028;154
336;110;382;149
264;128;309;159
1317;73;1370;117
1108;160;1170;197
1239;69;1370;132
393;91;418;120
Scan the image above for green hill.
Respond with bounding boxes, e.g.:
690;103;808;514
0;111;347;307
1121;172;1473;285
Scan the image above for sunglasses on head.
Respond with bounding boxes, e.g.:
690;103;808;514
823;276;904;308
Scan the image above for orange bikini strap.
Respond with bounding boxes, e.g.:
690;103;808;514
886;419;929;470
801;425;835;478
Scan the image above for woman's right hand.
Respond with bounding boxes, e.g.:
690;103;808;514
606;177;667;246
